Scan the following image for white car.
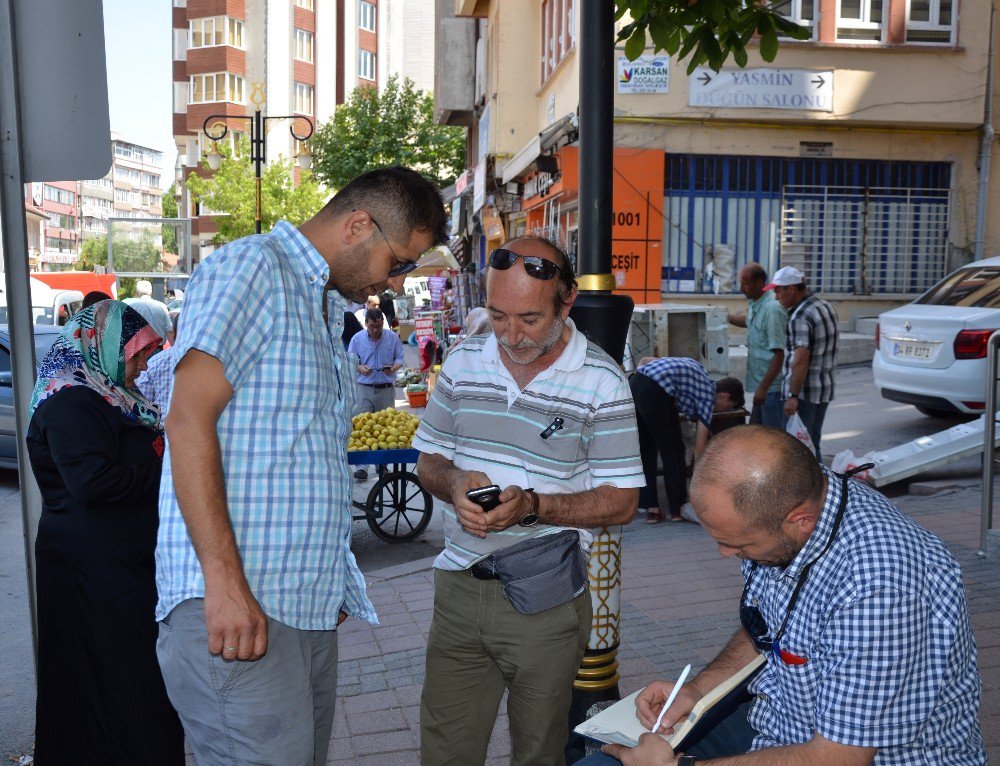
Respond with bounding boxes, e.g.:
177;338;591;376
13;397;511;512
873;256;1000;417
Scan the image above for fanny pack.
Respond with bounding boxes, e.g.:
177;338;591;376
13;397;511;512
488;529;588;615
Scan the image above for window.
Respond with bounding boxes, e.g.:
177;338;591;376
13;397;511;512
190;72;245;104
295;82;314;114
359;0;376;31
173;28;188;60
84;177;113;191
114;188;131;203
47;212;76;230
906;0;955;43
837;0;884;41
294;29;315;62
917;266;1000;308
114;143;134;159
189;16;244;48
43;184;75;205
358;49;376;81
174;82;189;112
541;0;574;83
142;173;161;188
45;236;76;251
294;0;314;8
774;0;817;37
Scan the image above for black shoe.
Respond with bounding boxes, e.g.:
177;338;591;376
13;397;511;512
354;469;368;481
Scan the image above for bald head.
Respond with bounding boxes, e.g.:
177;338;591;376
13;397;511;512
692;426;824;532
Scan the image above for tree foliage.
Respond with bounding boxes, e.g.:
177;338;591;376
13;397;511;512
616;0;810;73
75;233;159;297
185;136;326;243
162;184;179;256
310;75;465;192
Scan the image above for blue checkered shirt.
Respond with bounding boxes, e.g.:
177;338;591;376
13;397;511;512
743;469;985;763
136;347;176;413
155;221;376;630
635;357;715;427
782;293;838;403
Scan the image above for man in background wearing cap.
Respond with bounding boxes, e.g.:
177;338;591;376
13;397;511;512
768;266;838;458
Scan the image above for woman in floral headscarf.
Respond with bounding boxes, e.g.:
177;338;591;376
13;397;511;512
26;300;183;765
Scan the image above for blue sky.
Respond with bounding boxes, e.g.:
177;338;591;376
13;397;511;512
103;0;176;189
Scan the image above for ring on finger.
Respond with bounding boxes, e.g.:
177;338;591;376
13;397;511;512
224;645;238;651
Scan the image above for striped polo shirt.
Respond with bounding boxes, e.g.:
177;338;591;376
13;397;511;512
412;319;645;571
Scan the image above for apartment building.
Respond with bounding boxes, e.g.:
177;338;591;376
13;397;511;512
23;181;80;271
440;0;1000;315
379;0;436;92
171;0;385;255
79;134;164;244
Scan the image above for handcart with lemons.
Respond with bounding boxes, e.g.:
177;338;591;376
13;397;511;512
347;407;433;542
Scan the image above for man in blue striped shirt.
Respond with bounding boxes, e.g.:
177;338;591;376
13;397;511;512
155;167;447;766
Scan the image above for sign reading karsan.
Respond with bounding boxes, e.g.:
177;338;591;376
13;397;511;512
617;56;669;94
689;68;833;112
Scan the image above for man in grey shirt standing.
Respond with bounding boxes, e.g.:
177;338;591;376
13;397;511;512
730;263;787;428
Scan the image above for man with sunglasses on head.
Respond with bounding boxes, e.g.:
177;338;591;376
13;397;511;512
584;426;985;766
412;236;645;766
155;167;447;766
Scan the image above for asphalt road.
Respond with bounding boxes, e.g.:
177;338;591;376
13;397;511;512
0;363;983;759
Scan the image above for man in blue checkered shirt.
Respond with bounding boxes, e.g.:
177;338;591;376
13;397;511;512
591;426;985;766
629;356;742;523
770;266;839;458
155;167;448;766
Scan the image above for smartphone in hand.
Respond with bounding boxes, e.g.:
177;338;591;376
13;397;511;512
466;485;502;512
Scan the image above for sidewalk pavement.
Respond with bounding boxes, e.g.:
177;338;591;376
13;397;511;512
319;481;1000;765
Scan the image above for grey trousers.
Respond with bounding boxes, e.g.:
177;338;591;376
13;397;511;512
420;569;591;766
156;598;338;766
354;383;396;415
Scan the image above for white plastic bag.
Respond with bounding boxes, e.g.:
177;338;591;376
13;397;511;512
786;412;815;454
831;449;876;481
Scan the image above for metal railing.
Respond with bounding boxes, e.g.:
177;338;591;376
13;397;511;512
980;330;1000;556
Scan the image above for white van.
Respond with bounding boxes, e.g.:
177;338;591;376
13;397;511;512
0;275;84;326
404;276;431;309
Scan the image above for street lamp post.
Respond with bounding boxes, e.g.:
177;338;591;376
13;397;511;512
201;110;315;234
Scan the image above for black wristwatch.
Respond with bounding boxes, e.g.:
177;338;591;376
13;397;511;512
518;489;540;527
677;756;697;766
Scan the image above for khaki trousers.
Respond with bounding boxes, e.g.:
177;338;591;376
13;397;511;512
420;568;591;766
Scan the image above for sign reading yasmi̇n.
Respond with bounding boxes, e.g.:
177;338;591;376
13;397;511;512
689;68;833;112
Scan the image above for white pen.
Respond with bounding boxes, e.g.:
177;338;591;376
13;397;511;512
651;663;692;734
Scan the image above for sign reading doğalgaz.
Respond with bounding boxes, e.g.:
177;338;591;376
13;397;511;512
617;56;669;94
689;68;833;112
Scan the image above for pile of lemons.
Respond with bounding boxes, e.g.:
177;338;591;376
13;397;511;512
349;408;420;451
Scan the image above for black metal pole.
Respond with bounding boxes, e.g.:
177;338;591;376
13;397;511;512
577;0;613;278
565;2;635;762
254;108;263;235
569;1;634;366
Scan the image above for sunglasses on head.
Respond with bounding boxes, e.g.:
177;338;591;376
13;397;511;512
489;248;566;281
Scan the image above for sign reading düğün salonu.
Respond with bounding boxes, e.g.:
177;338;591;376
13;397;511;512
689;68;833;112
617;56;669;94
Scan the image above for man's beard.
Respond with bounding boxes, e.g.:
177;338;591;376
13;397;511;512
497;316;565;365
329;241;380;303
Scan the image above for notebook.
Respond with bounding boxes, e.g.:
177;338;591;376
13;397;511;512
574;654;766;750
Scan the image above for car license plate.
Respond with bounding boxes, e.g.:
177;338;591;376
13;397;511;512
892;341;934;360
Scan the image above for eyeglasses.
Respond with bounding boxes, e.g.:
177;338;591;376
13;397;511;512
489;247;567;281
363;212;419;277
737;465;870;665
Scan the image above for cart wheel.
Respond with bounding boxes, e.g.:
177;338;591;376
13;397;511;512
365;470;432;542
